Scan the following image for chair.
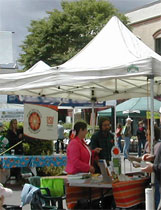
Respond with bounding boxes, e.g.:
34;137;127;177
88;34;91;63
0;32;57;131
40;177;66;210
20;167;33;179
20;183;57;210
29;176;57;207
28;176;41;187
30;188;57;210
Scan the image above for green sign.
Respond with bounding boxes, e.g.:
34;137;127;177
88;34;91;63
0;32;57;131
127;64;139;73
146;111;160;119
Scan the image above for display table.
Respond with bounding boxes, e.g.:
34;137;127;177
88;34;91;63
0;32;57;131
112;177;149;208
67;176;149;209
67;177;113;209
0;155;67;169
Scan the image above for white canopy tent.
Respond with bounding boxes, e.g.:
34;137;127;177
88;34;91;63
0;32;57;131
26;60;50;73
0;16;159;208
0;17;160;101
0;16;160;133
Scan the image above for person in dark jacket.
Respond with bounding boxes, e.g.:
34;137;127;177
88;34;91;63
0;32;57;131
6;119;23;155
90;117;114;165
6;119;23;181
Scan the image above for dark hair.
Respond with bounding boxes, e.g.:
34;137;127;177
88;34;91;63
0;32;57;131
74;121;87;136
9;119;17;130
69;130;73;139
98;117;110;130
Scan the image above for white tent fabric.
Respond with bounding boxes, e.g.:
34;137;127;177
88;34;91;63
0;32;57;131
26;60;50;73
0;17;160;101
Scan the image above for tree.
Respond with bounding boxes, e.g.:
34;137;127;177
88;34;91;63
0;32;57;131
19;0;129;70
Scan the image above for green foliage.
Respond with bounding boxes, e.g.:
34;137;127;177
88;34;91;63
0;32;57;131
38;166;65;176
0;122;53;155
63;123;72;129
19;0;129;70
0;121;23;137
24;138;53;155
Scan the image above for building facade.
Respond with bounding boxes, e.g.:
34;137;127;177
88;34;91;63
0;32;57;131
126;1;161;55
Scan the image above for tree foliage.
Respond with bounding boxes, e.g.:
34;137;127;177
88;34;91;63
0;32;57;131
19;0;129;70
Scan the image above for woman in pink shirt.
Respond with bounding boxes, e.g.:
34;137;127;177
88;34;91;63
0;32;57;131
66;121;101;174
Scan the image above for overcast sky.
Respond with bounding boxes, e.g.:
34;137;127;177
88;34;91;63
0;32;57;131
0;0;157;64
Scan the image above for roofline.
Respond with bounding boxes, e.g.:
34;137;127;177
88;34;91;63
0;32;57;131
128;15;161;27
126;0;160;14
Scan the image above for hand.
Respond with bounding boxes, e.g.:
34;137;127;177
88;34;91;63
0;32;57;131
141;162;154;173
94;148;102;153
19;133;23;139
89;165;95;174
142;154;155;162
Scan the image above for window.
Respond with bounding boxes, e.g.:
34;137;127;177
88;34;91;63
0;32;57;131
155;38;161;55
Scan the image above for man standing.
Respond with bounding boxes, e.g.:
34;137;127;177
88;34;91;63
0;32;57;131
90;117;115;209
90;117;114;165
136;120;146;157
123;117;133;159
56;120;64;154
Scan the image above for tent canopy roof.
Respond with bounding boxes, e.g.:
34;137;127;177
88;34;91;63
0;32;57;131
0;17;161;101
98;97;161;117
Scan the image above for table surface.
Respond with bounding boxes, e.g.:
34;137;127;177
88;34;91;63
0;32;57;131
69;178;112;188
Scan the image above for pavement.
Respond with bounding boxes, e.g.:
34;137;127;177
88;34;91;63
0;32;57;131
4;153;142;210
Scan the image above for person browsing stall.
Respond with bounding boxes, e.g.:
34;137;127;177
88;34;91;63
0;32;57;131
56;120;65;154
66;121;101;174
6;119;23;182
6;119;23;155
136;120;146;157
123;117;133;159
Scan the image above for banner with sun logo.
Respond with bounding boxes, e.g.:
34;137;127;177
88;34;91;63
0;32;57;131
24;104;58;140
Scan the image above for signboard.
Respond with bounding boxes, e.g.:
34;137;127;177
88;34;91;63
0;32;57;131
24;104;58;140
0;111;24;122
146;111;160;119
7;95;106;107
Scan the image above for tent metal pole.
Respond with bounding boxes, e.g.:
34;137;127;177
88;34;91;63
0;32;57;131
72;107;75;129
114;105;117;145
92;100;95;134
150;76;155;210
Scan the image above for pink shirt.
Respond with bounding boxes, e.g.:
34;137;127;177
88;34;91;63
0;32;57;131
66;136;91;174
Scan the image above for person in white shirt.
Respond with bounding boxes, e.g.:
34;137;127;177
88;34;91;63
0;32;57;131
56;120;64;153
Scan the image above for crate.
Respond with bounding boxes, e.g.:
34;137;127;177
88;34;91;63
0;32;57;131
112;178;149;208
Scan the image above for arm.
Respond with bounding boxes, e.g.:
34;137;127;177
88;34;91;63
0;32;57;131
90;133;99;149
142;144;161;176
153;144;161;180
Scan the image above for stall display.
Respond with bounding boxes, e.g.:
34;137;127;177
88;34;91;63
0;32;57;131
112;177;149;208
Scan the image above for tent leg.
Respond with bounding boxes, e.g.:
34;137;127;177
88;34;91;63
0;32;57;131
92;101;95;134
114;105;117;145
149;76;155;210
72;107;75;129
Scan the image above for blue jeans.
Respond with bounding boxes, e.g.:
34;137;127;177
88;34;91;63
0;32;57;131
155;178;160;210
138;139;146;156
123;136;130;159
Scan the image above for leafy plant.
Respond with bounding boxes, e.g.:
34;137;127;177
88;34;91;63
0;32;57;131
38;166;65;176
